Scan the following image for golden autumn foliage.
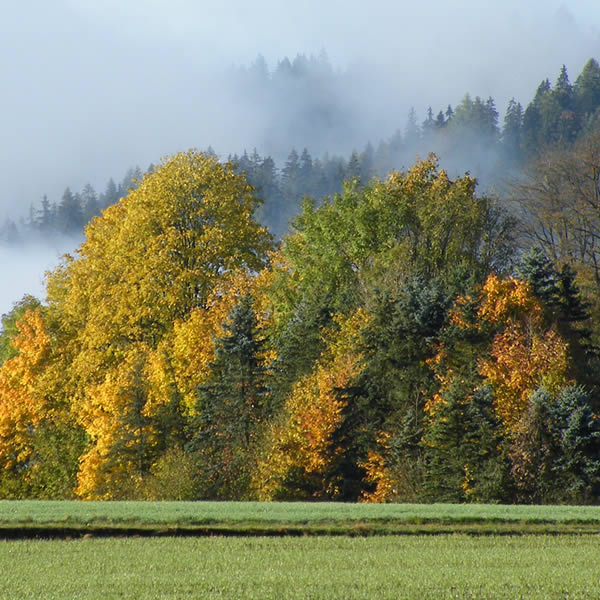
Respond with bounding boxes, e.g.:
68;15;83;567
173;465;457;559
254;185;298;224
145;271;257;417
75;344;156;499
6;148;594;503
0;309;51;468
478;275;540;324
253;308;367;500
43;151;273;499
478;275;571;429
427;275;571;431
359;432;395;503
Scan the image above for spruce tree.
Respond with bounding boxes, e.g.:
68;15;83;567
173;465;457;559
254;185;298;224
191;294;267;499
575;58;600;117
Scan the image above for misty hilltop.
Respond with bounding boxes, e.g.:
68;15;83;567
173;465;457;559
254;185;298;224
2;0;600;212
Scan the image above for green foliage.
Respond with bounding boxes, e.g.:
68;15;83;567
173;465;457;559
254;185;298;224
510;386;600;504
4;137;600;504
189;295;268;499
548;386;600;502
424;386;509;503
335;277;450;500
279;155;514;327
516;248;598;391
142;446;198;501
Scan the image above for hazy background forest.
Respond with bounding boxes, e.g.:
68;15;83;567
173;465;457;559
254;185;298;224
2;0;600;315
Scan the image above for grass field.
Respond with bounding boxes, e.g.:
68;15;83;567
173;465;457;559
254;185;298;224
1;535;599;599
2;502;599;598
2;500;600;536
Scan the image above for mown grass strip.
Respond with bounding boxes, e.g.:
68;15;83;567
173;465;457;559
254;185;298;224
2;500;600;526
1;501;600;538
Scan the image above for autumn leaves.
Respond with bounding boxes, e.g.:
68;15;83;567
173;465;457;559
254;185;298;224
0;151;597;502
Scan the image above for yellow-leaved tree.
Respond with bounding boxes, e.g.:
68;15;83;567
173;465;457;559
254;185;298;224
46;151;273;498
0;308;84;497
0;309;50;474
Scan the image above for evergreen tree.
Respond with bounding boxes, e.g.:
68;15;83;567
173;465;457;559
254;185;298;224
359;142;375;182
502;98;523;162
299;148;314;194
445;104;454;124
422;106;435;136
549;386;600;503
281;148;300;205
0;219;20;245
516;248;597;393
57;187;84;234
335;278;450;499
515;247;559;305
555;65;574;110
511;386;600;503
346;150;361;181
424;385;508;503
435;110;446;129
81;183;100;223
37;195;53;233
99;178;120;209
190;294;267;499
404;107;420;144
575;58;600;117
521;102;543;158
522;79;551;155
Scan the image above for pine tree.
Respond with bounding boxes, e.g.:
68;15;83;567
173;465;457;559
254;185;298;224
99;178;119;209
0;219;19;245
282;148;300;206
359;142;375;182
404;107;420;144
549;386;600;502
81;183;100;223
37;195;53;233
424;385;507;503
299;148;314;194
515;247;559;306
555;65;574;110
516;248;597;393
422;107;435;136
346;151;361;181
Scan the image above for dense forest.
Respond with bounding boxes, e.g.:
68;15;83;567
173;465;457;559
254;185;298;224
2;58;600;502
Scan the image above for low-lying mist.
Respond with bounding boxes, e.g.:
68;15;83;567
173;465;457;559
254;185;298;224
0;237;81;318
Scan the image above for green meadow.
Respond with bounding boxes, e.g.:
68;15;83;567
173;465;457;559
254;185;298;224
1;535;599;599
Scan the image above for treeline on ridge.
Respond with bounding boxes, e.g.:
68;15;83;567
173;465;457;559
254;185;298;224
3;57;600;241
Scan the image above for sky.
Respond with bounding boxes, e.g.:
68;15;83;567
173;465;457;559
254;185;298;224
1;0;600;315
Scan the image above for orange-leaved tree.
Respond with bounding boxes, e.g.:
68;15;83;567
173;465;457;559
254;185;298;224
477;274;571;430
252;308;367;500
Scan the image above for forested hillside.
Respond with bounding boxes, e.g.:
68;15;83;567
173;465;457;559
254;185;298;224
2;58;600;502
4;57;600;241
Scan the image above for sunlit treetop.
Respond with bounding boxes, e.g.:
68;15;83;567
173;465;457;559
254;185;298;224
47;150;274;348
